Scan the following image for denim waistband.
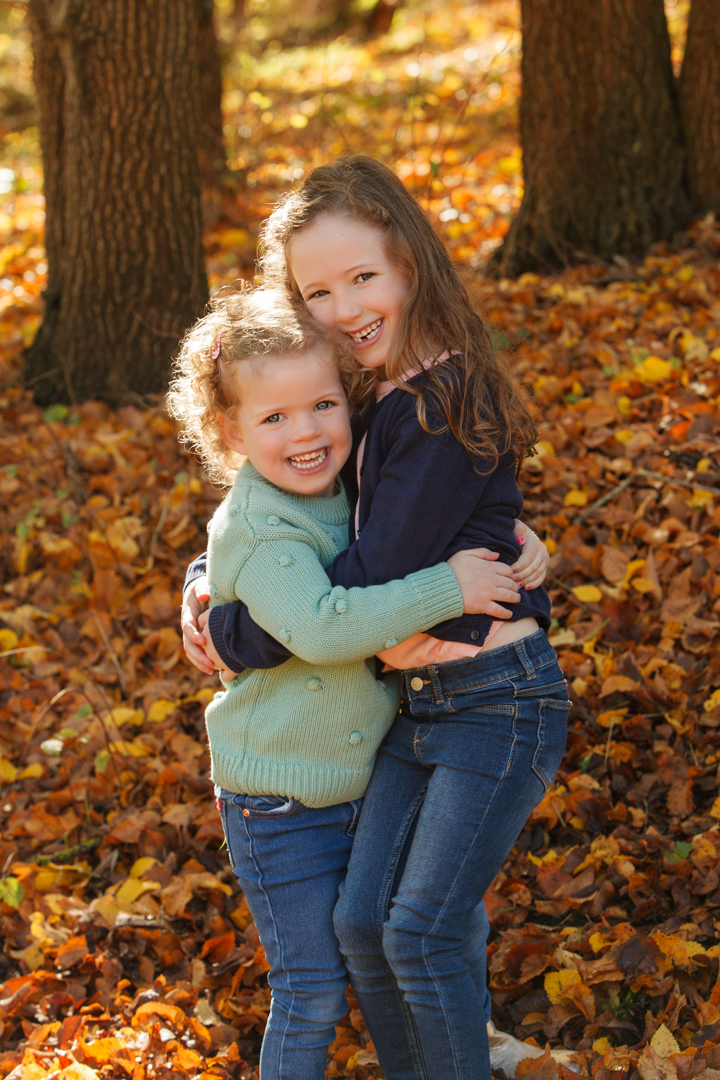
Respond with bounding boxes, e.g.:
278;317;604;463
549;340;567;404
401;630;558;701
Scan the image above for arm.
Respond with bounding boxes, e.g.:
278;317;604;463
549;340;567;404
231;537;464;666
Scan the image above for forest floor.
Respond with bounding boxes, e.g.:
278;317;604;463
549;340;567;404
2;2;720;1079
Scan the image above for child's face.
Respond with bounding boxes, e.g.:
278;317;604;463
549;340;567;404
288;214;410;374
222;346;352;499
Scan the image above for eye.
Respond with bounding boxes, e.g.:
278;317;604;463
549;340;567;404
357;271;375;283
315;400;334;411
307;288;329;300
263;413;282;424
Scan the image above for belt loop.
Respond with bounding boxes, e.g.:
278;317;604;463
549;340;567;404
428;664;445;704
514;640;536;680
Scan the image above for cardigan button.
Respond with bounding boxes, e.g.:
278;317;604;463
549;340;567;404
348;731;364;745
307;676;323;691
384;638;398;649
410;677;424;692
470;631;480;641
267;514;280;525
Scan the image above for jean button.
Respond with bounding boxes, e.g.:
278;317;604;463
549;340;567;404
410;677;423;691
243;809;250;817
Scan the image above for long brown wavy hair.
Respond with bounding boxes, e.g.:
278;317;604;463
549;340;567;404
259;155;537;470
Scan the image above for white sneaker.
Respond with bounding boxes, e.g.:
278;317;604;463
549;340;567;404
487;1021;582;1079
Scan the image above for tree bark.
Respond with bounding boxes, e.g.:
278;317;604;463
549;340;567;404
197;0;231;214
493;0;690;277
679;0;720;214
25;0;208;405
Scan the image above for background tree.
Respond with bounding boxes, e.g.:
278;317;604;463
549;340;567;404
679;0;720;216
24;0;208;405
493;0;690;277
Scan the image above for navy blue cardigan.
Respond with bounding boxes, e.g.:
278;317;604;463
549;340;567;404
186;361;551;671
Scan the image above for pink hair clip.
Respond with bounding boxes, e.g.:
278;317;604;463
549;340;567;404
211;333;222;360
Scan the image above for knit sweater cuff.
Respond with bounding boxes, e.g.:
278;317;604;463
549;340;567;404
410;561;465;627
208;605;245;673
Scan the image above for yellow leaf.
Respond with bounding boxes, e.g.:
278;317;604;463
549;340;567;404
631;577;657;593
697;458;711;473
615;429;635;444
0;627;19;651
710;347;720;362
183;687;215;704
649;1023;680;1058
290;114;308;128
617;395;632;416
108;739;150;758
592;1037;612;1053
535;440;555;457
653;931;706;966
130;857;160;879
710;795;720;820
18;762;43;779
116;877;160;903
545;969;582;1004
686;487;714;509
0;757;18;783
638;356;671;382
111;707;144;726
147;699;178;722
589;932;612;953
596;708;628;729
572;677;587;697
216;228;250;250
704;688;720;713
564;489;589;507
572;585;602;603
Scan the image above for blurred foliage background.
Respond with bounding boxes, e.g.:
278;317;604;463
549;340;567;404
0;0;692;370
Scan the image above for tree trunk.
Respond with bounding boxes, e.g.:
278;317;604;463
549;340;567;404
197;0;232;219
25;0;208;406
679;0;720;214
493;0;690;278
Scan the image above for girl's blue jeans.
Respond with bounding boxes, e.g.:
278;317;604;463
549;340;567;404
217;790;362;1080
333;630;570;1080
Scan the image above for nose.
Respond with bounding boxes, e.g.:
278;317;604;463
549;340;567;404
332;288;363;329
291;410;323;443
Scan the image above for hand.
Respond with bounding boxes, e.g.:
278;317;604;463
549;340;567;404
198;610;239;683
448;548;519;619
181;576;214;674
511;521;550;590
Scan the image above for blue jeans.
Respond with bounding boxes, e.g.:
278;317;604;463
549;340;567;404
217;791;362;1080
334;631;570;1080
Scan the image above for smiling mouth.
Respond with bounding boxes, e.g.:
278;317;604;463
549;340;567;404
287;447;329;471
348;318;383;344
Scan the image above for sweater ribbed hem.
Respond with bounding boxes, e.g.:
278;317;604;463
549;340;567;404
410;561;464;626
212;750;373;808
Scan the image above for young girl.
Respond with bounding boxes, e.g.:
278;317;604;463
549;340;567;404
182;157;569;1080
168;286;528;1080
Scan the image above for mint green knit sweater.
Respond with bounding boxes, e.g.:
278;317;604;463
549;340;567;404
205;462;464;806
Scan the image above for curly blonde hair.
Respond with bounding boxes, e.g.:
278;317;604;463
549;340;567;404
166;286;360;485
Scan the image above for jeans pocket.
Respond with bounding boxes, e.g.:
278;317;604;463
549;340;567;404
533;698;571;792
345;798;363;836
242;794;299;817
217;798;237;870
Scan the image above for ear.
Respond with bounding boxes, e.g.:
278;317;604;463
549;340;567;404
217;412;246;455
